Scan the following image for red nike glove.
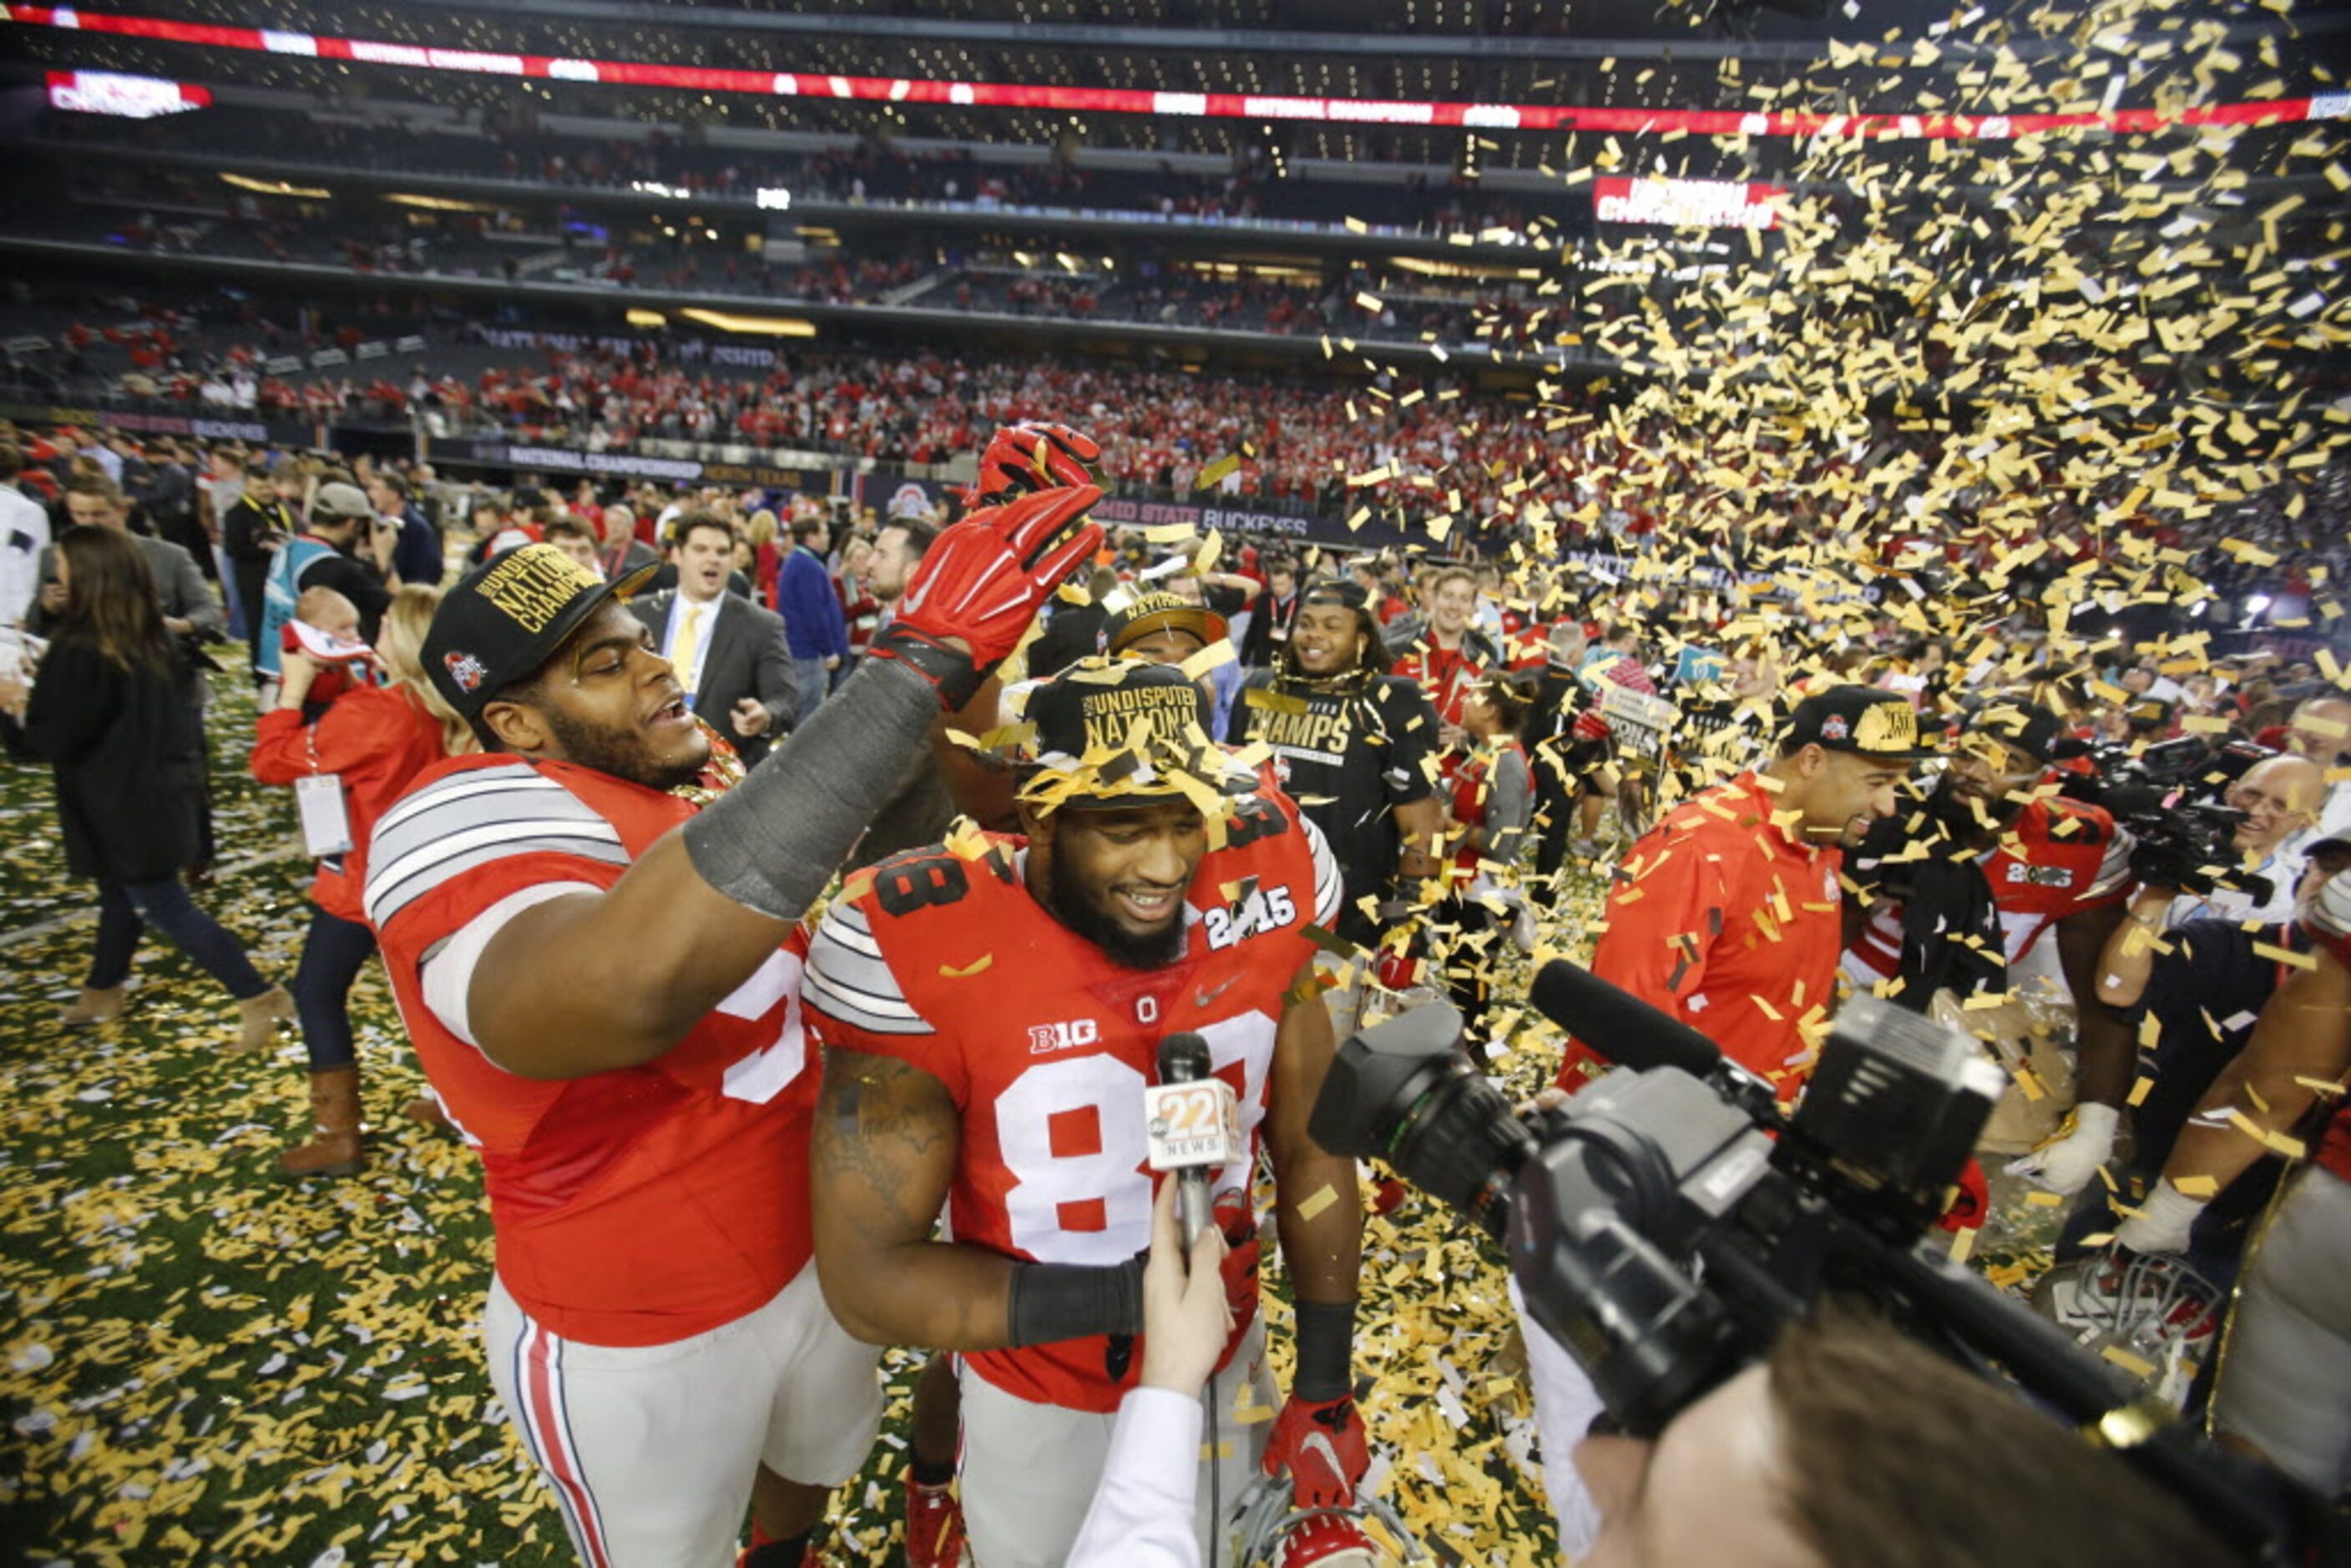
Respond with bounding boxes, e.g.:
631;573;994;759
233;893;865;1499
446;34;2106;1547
1262;1392;1369;1509
964;422;1103;510
876;483;1101;709
1215;1196;1261;1342
1935;1155;1989;1234
1572;709;1612;742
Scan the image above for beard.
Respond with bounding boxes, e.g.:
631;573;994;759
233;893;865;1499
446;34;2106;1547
1048;845;1188;970
1927;773;2025;837
541;703;708;793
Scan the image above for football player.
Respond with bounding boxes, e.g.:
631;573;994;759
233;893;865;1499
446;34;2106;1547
804;658;1373;1568
361;478;1101;1568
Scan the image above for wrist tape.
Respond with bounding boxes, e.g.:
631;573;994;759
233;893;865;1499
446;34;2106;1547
1006;1257;1145;1348
680;656;938;921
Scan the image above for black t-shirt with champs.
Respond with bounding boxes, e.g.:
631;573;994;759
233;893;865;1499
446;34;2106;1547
1227;668;1439;946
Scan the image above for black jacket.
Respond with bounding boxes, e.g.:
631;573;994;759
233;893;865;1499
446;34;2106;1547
10;634;205;884
628;589;797;766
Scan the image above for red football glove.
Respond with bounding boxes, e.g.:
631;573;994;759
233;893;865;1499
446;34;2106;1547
1215;1196;1261;1342
1262;1393;1370;1509
875;483;1103;709
964;422;1103;510
1934;1155;1990;1234
1572;709;1612;742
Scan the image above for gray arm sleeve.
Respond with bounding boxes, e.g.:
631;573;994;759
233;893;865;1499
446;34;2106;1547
1489;748;1534;865
680;654;938;919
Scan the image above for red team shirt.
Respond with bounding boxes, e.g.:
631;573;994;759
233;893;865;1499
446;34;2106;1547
1843;795;2134;991
362;754;820;1347
801;784;1341;1414
252;685;447;923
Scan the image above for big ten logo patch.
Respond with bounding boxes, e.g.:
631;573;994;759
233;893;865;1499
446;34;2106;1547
1079;682;1201;754
1028;1017;1101;1055
476;545;602;633
1204;879;1297;951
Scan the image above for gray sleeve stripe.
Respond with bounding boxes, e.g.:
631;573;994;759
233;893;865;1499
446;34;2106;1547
1302;816;1343;926
367;817;624;908
366;836;631;929
821;918;887;961
804;922;901;990
369;776;605;867
801;956;923;1019
372;764;544;838
801;967;934;1034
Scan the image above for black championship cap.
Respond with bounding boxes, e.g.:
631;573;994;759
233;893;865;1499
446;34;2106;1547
424;541;659;722
1099;589;1229;657
1959;700;2086;766
1018;657;1254;811
1299;579;1370;612
1781;685;1941;761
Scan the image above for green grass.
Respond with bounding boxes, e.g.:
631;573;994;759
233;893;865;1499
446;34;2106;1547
0;675;1566;1566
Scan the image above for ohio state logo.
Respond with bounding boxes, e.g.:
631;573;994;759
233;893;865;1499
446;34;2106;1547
443;650;488;693
1819;713;1851;741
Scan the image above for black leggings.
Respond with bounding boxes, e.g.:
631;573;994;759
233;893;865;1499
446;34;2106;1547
291;905;378;1071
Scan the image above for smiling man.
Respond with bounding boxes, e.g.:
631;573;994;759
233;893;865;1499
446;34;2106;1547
357;481;1102;1568
1556;685;1929;1102
802;657;1369;1568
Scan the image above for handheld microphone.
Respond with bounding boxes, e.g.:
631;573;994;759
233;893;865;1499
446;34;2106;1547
1529;959;1724;1079
1146;1032;1242;1244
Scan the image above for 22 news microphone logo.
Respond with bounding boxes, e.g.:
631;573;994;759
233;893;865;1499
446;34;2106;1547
1143;1077;1242;1171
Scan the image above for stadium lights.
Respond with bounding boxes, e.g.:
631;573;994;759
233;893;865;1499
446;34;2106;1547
387;192;493;212
2;3;2325;142
626;308;667;326
220;170;330;198
677;308;817;337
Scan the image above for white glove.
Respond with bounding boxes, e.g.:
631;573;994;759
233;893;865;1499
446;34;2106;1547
2114;1179;2208;1255
2006;1102;2118;1196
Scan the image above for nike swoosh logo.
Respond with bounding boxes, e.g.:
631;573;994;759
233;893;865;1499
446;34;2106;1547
1295;1429;1347;1485
1195;976;1240;1009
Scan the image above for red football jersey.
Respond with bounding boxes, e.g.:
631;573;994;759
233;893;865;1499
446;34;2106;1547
2300;869;2351;1185
1844;795;2133;988
363;753;820;1348
801;785;1340;1413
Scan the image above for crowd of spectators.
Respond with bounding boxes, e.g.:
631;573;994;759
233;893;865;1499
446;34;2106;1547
40;104;1549;241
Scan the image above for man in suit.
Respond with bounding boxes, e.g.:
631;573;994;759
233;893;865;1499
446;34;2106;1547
35;474;224;643
601;503;660;581
629;512;796;767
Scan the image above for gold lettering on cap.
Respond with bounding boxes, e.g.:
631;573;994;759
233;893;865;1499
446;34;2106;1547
1855;700;1919;753
477;545;604;635
1079;685;1201;754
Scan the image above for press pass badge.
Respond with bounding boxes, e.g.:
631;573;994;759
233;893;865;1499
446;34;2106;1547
294;773;355;858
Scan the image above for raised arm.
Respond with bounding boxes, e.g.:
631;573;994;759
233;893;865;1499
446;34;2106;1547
411;484;1102;1081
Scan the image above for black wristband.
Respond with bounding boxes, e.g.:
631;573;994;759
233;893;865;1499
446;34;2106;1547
869;621;983;711
1292;1297;1358;1403
1006;1257;1145;1348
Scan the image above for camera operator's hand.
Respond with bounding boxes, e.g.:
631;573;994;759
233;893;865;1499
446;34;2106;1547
2113;1179;2207;1256
2006;1102;2118;1196
1137;1176;1233;1395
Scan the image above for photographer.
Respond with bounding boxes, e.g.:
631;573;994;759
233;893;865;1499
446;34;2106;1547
1565;1307;2237;1567
2093;754;2323;1007
1843;702;2139;1196
2057;837;2351;1272
2116;870;2351;1495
